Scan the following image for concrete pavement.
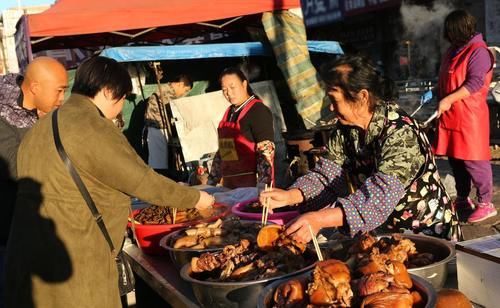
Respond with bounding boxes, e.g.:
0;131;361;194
436;156;500;241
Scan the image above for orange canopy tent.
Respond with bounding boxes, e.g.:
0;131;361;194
22;0;301;52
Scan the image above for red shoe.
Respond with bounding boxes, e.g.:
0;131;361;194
467;203;497;223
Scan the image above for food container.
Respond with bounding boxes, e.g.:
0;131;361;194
319;233;455;290
257;271;436;308
393;234;455;290
160;219;275;269
130;203;229;255
159;229;223;269
231;199;299;225
180;262;315;308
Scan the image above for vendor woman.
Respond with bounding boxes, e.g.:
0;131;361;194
260;55;461;243
208;67;275;189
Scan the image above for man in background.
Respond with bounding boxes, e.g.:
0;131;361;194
144;74;192;174
0;56;68;305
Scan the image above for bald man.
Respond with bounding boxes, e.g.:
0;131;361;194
1;57;68;173
0;57;68;302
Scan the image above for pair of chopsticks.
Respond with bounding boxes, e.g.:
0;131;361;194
171;208;177;224
308;224;324;261
261;182;273;226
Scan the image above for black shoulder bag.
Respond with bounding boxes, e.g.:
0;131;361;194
51;110;135;296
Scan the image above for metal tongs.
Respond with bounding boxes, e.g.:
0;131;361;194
421;111;438;128
411;90;433;117
411;90;437;128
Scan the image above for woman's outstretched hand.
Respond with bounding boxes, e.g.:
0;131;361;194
285;207;345;243
284;212;323;243
259;188;304;213
195;191;215;217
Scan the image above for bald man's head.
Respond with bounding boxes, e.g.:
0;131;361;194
22;56;68;117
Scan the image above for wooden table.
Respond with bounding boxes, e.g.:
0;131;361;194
123;241;200;308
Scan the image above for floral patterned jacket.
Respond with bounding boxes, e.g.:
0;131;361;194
292;102;461;241
0;74;37;179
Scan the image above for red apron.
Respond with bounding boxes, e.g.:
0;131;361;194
433;41;494;160
218;98;260;189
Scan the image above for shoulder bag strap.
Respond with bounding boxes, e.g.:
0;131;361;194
51;109;115;253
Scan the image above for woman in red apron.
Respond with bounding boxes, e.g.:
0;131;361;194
208;67;275;189
434;10;496;223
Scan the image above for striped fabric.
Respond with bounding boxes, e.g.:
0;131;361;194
262;10;329;128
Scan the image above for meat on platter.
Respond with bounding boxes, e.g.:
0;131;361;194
272;233;429;308
190;225;313;282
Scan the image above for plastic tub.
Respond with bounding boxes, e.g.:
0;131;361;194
231;199;299;225
129;203;229;255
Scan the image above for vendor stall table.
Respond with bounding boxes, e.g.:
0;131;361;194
123;239;471;308
123;240;200;308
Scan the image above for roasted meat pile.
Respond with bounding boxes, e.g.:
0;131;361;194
134;206;201;224
351;233;434;270
326;233;435;270
189;225;313;282
272;233;429;308
172;217;262;249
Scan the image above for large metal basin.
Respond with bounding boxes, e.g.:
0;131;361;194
379;234;455;290
180;262;315;308
159;229;223;269
160;220;272;269
257;271;436;308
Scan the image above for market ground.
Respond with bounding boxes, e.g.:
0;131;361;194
436;146;500;240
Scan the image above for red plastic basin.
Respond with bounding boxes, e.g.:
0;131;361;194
130;203;229;255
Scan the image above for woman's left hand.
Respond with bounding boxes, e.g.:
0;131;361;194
284;212;323;243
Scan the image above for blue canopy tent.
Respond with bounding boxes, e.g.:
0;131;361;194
101;41;343;183
99;40;343;131
100;41;343;62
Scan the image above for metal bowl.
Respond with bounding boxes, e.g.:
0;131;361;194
257;271;436;308
180;261;315;308
379;234;455;290
159;220;273;269
159;228;223;270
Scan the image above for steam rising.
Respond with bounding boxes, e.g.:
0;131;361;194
400;1;455;78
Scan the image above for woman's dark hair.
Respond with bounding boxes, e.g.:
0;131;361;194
444;10;476;46
72;56;132;100
219;67;255;96
320;55;397;111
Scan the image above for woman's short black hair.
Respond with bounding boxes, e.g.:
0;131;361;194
219;67;255;96
320;55;397;111
444;9;476;46
72;56;132;100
